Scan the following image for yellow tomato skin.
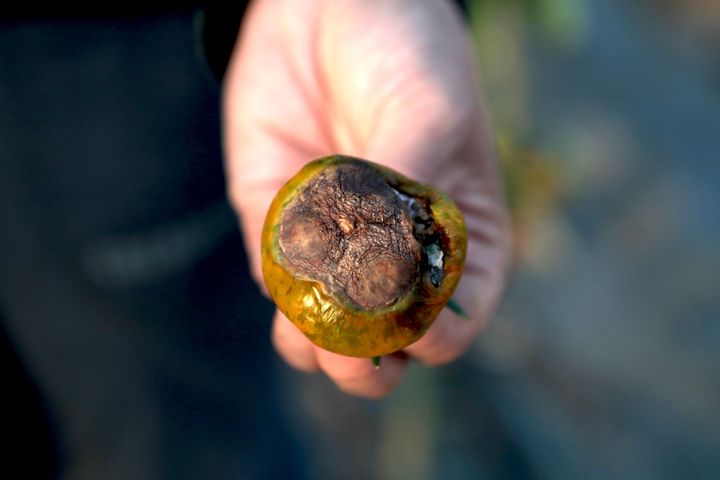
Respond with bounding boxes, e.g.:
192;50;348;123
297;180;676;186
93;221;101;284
261;156;466;357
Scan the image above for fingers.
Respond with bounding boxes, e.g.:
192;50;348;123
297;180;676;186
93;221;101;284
272;310;408;398
403;307;486;367
315;349;407;399
403;299;495;367
404;225;510;366
271;311;319;372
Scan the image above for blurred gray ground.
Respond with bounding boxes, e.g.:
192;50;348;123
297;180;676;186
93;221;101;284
280;0;720;478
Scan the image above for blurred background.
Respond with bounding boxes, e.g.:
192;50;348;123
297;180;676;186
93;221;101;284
1;0;718;479
284;0;720;478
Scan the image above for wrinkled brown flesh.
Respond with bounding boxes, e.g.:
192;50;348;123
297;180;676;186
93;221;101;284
277;162;421;310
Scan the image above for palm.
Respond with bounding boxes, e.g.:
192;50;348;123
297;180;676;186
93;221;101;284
224;0;510;395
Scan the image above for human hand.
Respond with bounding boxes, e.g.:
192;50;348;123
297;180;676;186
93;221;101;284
222;0;511;398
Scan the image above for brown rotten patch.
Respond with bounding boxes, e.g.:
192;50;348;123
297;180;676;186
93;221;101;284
278;161;421;310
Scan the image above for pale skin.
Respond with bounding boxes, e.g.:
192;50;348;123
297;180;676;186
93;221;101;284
223;0;511;398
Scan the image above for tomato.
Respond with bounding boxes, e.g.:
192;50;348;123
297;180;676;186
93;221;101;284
261;155;466;357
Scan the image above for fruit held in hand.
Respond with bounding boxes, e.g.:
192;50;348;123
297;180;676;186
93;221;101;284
261;155;467;357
